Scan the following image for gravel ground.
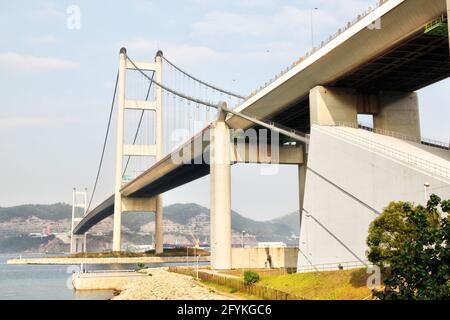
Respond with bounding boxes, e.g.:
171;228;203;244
113;268;234;300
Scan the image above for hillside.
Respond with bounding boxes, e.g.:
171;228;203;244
269;211;300;235
122;203;298;237
0;202;300;253
0;203;70;222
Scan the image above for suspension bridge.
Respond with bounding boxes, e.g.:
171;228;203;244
71;0;450;270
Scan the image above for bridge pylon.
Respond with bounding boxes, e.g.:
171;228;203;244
70;188;87;254
112;48;164;253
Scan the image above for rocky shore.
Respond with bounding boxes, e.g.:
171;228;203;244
113;268;233;300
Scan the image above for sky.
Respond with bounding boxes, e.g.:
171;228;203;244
0;0;449;221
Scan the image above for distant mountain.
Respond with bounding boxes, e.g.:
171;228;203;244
121;203;298;237
0;202;300;253
0;203;70;223
268;211;300;235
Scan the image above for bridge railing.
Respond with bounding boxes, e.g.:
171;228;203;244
314;124;450;180
335;121;450;150
297;260;372;273
245;0;390;101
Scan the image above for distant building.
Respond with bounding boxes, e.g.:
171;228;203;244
257;242;287;248
126;244;155;253
28;233;49;238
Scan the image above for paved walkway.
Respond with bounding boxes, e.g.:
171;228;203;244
7;256;210;265
114;268;233;300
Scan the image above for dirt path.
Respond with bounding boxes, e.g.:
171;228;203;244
113;268;234;300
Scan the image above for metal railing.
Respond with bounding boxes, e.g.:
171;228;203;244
245;0;390;101
297;260;372;273
336;121;449;150
315;124;450;180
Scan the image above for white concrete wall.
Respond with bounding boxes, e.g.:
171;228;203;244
374;91;421;139
232;247;298;269
72;272;147;291
309;86;358;125
297;125;450;271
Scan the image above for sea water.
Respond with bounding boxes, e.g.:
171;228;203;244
0;253;206;300
0;253;115;300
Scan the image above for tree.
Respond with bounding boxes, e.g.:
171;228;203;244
367;195;449;300
367;196;441;268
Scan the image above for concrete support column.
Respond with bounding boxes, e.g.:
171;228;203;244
155;195;163;254
113;48;127;252
154;51;164;255
310;85;421;140
210;119;232;270
373;91;421;139
309;86;358;125
298;151;307;235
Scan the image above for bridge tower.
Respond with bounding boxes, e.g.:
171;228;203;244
112;48;164;253
70;188;87;254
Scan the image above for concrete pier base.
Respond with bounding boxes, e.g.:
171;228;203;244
309;86;421;140
72;272;148;291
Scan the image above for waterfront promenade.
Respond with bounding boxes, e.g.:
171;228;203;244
7;256;210;265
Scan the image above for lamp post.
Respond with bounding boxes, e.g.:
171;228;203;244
424;182;431;204
310;7;319;49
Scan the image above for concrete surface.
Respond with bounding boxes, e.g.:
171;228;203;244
297;125;450;271
232;247;298;269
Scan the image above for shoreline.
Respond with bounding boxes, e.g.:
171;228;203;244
7;256;210;265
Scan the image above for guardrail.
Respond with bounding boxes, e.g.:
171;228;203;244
336;122;449;150
297;260;371;273
245;0;390;101
315;124;450;180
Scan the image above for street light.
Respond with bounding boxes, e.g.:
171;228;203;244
310;7;319;49
241;230;246;248
424;182;431;204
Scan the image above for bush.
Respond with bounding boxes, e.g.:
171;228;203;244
136;263;146;270
244;271;260;285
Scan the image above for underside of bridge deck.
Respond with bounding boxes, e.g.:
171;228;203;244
270;25;450;133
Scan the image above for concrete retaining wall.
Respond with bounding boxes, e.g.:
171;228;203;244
231;247;298;269
72;272;148;291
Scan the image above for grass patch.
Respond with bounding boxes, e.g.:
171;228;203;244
259;268;373;300
199;280;261;300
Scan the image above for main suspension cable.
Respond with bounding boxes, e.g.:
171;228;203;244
87;72;119;213
161;55;245;100
127;55;219;109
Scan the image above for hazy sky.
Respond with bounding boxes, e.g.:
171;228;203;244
0;0;449;220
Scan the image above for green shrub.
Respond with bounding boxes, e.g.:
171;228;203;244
244;271;260;285
136;263;146;270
